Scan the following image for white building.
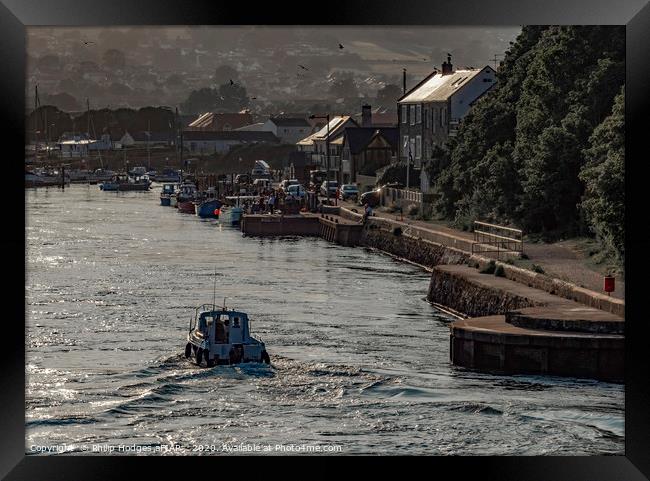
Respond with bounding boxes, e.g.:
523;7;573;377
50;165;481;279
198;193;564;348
262;117;312;144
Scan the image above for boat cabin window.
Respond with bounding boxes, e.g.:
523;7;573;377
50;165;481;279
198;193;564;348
233;317;240;328
215;316;227;343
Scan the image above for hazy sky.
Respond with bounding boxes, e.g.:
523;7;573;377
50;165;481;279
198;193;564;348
27;26;522;110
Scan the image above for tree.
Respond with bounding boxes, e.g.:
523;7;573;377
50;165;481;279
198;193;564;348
102;49;126;70
217;82;249;111
213;65;239;85
181;88;219;114
328;75;359;101
376;84;403;107
40;93;82;112
579;86;625;263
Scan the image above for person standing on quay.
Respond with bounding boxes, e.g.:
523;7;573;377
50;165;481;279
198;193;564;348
268;191;276;214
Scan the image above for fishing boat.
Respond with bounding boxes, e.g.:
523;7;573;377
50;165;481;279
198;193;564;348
25;169;62;188
184;301;271;367
176;181;198;213
100;174;151;191
156;168;182;183
194;187;222;218
219;196;258;226
160;183;177;206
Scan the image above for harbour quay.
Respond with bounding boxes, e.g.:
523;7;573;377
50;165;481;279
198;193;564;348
241;206;625;382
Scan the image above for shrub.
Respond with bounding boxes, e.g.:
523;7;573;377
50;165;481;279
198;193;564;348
479;260;496;274
393;227;402;236
520;253;530;260
386;202;398;213
494;265;506;277
531;263;545;274
407;204;419;216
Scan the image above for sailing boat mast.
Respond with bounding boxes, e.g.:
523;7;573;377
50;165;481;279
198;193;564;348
147;119;151;171
33;84;39;162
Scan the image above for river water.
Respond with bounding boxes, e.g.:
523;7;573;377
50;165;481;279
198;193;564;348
25;185;624;455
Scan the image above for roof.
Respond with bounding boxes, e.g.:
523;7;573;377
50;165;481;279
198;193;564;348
269;117;311;127
182;130;280;142
187;112;254;130
343;127;399;155
297;115;358;146
235;122;267;131
398;67;493;103
130;131;173;142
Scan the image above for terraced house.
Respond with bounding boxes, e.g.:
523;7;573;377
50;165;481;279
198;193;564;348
397;56;497;175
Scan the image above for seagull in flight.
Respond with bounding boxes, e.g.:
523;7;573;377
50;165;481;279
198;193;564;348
83;41;95;46
298;64;309;70
229;79;235;85
338;43;344;49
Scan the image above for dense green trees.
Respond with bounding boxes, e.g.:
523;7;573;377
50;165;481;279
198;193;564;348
429;26;625;262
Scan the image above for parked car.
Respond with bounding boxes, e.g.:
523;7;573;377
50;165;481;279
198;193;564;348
320;180;339;197
359;189;381;207
280;179;301;192
286;184;306;198
235;173;251;184
340;184;359;201
253;178;271;190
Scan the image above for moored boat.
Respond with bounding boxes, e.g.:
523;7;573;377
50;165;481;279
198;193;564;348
160;183;177;206
176;181;198;213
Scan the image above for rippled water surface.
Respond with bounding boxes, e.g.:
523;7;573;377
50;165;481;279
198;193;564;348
25;185;624;455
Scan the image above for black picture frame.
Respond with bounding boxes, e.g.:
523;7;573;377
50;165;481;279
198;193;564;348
2;0;649;478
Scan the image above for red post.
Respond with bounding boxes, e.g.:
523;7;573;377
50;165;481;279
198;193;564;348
604;276;615;296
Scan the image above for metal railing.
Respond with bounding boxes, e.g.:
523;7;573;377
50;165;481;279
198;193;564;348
471;220;524;259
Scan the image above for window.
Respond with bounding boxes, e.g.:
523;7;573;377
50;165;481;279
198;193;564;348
409;137;416;160
402;135;409;158
416;104;422;124
432;108;437;133
441;107;446;127
415;135;422;160
401;105;407;123
410;105;416;126
424;107;428;128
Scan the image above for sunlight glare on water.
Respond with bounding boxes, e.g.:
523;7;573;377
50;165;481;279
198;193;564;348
25;185;624;455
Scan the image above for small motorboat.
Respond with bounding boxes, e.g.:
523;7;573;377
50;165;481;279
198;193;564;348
219;195;258;226
176;181;198;213
100;174;150;191
194;187;221;218
160;183;177;206
184;303;271;367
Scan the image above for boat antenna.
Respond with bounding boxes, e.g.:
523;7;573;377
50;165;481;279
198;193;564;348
212;267;217;312
223;297;227;311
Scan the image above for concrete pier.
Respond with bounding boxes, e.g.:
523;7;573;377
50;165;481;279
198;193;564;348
430;266;624;382
240;212;363;247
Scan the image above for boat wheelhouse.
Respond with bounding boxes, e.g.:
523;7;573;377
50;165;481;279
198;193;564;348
220;195;259;226
185;304;270;367
160;183;177;206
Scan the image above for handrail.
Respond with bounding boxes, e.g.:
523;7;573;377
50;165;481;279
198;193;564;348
473;229;522;244
473;220;522;235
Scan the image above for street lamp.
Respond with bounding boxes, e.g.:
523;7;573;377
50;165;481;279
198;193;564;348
309;114;330;204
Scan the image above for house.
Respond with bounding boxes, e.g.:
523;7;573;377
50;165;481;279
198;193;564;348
182;130;280;154
397;56;497;183
353;105;398;128
296;116;358;176
340;127;398;185
56;136;97;158
130;130;174;146
186;112;254;131
262;117;312;144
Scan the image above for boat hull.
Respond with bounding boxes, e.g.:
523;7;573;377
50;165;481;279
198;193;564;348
196;199;222;218
177;200;195;214
219;206;244;226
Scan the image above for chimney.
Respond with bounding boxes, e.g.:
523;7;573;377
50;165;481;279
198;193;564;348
361;104;372;127
442;53;453;75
